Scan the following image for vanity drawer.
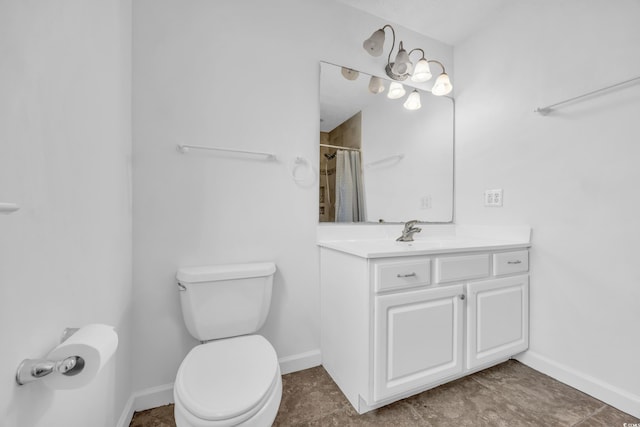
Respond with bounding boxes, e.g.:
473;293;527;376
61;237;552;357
493;250;529;276
435;254;490;283
373;258;431;292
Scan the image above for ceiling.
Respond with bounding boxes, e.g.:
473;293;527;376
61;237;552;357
336;0;511;45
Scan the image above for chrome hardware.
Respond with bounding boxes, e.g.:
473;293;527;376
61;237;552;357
16;356;86;385
535;75;640;115
177;282;187;291
16;355;85;386
176;144;276;161
15;327;86;385
507;260;522;264
56;356;80;375
396;220;422;242
30;360;56;378
459;294;466;300
396;272;417;278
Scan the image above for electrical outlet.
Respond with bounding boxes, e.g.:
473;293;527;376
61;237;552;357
484;189;503;207
420;195;432;209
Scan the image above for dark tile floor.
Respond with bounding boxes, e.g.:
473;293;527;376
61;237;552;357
130;360;639;426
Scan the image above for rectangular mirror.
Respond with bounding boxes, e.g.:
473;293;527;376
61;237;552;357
319;61;454;223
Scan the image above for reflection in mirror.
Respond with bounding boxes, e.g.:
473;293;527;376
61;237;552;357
319;62;454;224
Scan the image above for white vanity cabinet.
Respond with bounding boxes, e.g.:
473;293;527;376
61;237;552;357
374;283;465;401
319;243;530;414
466;275;529;370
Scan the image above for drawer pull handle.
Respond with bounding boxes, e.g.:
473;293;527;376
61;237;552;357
507;260;522;264
396;272;417;278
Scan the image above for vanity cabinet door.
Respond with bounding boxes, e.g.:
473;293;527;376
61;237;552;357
373;285;464;402
466;275;529;370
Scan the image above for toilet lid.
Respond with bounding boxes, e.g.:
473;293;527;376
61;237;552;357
175;335;279;421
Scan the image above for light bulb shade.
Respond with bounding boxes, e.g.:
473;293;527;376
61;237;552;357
368;76;385;94
403;90;422;110
341;67;359;80
431;73;453;96
363;29;385;57
411;58;432;82
387;82;406;99
391;45;413;75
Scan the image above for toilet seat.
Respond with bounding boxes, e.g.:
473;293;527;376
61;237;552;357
174;335;280;425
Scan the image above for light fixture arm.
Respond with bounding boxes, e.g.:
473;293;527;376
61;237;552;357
381;24;397;69
428;60;453;96
408;48;426;61
427;59;446;74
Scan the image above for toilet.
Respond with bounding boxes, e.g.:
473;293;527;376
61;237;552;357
174;262;282;427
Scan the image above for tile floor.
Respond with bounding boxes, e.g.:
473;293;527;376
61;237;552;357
130;360;639;426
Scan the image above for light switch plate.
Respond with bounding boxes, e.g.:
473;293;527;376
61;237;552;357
420;195;432;209
484;189;503;207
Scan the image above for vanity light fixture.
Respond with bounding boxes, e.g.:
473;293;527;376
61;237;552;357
363;24;453;96
368;76;385;94
403;90;421;110
341;67;359;80
431;72;453;96
387;82;406;99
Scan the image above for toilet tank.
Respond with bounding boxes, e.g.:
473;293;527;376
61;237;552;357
176;262;276;341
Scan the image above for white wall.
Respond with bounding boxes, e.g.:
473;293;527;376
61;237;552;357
455;0;640;415
362;90;454;222
0;1;132;426
132;0;453;393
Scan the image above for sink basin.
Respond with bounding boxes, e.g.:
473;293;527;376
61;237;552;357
394;240;446;249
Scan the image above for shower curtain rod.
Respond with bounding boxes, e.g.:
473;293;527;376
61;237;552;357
320;143;361;151
534;75;640;115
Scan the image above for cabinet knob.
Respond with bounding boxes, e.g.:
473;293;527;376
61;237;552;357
459;294;466;300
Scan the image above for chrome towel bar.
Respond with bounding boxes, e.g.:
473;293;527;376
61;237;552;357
535;75;640;115
176;144;276;160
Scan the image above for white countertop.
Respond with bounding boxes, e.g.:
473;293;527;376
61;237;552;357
317;225;531;258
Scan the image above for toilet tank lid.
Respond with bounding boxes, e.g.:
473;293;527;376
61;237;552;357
177;262;276;283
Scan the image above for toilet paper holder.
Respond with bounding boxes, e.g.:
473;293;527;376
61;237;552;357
16;328;85;385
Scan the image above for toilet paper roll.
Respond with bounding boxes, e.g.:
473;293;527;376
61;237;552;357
42;324;118;390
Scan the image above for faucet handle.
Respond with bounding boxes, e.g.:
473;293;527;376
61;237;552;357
396;220;421;242
404;220;420;230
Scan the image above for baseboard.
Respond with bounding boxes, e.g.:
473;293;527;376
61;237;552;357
516;351;640;418
115;383;174;427
279;349;322;375
116;394;136;427
116;350;321;426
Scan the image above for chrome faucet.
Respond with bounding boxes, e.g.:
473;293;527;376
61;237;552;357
396;220;422;242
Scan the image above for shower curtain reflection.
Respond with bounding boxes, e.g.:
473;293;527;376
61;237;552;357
335;150;365;222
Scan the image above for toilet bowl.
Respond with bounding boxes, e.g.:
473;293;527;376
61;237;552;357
174;263;281;427
174;335;281;427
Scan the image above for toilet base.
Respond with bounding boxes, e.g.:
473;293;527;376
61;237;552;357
174;369;282;427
